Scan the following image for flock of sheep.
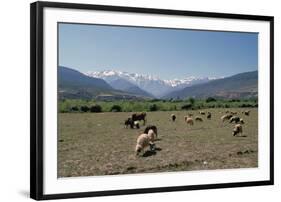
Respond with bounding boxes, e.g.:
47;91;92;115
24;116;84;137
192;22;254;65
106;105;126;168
124;110;251;156
182;110;250;137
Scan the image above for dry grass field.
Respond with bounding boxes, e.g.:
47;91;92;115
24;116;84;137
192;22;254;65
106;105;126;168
58;108;258;177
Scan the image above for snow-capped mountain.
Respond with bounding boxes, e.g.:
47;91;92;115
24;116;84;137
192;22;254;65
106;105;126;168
86;70;219;98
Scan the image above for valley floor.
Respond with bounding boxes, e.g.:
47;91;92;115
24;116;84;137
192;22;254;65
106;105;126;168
58;108;258;177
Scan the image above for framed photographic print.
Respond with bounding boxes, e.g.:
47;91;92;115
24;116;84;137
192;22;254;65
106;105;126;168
30;1;274;200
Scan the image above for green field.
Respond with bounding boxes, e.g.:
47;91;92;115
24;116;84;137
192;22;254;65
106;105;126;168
58;108;258;177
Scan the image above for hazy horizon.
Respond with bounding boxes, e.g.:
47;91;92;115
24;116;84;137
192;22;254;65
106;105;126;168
59;23;258;80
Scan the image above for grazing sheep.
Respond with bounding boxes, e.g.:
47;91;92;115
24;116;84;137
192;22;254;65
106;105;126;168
221;114;233;122
199;111;205;115
124;118;134;128
185;117;194;126
243;110;250;116
229;116;240;123
134;121;140;129
135;133;155;155
171;114;176;122
232;124;243;136
195;116;203;122
124;118;140;129
207;112;211;120
147;129;157;142
230;111;237;115
229;116;244;124
132;112;147;125
144;125;158;138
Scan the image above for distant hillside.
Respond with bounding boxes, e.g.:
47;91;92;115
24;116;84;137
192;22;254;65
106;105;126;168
106;78;155;98
58;66;153;100
162;71;258;99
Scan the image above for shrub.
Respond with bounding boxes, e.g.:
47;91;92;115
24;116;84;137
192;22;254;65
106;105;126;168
111;105;122;112
149;104;158;111
151;99;161;102
181;103;192;110
90;105;102;113
206;97;216;103
71;106;79;112
229;99;240;102
240;103;256;108
80;105;90;112
60;109;69;113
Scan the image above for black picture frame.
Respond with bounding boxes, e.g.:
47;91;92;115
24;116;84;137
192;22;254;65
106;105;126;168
30;1;274;200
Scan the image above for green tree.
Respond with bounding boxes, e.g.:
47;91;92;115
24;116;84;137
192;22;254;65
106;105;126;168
188;97;195;105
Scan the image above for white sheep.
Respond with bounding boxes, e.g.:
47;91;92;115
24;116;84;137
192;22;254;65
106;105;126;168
221;114;233;122
199;111;205;115
232;124;243;136
134;121;140;129
135;129;156;155
239;118;245;124
185;116;194;125
147;129;157;142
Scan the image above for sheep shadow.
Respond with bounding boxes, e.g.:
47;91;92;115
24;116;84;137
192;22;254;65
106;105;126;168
236;135;247;138
142;150;156;157
142;147;162;157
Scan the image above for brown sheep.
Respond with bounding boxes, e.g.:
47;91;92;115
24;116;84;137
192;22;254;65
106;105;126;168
132;112;146;125
243;110;250;116
207;112;211;119
229;116;244;124
171;114;176;122
185;117;194;126
195;116;203;122
229;116;240;123
232;124;243;136
124;117;134;128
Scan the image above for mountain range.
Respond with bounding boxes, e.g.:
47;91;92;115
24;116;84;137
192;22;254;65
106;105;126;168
58;66;258;100
86;70;218;97
163;71;258;99
58;66;152;100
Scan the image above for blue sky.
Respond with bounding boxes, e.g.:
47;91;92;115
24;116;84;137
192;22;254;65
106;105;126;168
58;23;258;79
